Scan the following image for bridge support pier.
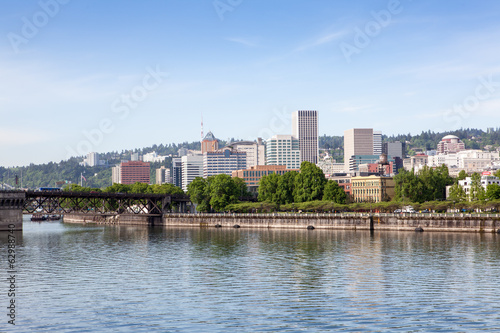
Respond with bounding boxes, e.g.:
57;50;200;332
0;192;25;231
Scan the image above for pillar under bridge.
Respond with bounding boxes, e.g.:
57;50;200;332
0;191;25;231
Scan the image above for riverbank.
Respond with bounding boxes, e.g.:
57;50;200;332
62;212;500;233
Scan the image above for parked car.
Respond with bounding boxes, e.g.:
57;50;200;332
394;209;402;213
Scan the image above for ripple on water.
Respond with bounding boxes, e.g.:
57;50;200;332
3;222;500;332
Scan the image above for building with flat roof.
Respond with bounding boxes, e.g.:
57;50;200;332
351;175;395;203
232;165;298;188
292;110;318;164
344;128;374;171
266;135;301;169
203;148;247;178
172;158;183;189
119;161;150;185
456;174;500;200
111;165;121;184
403;154;428;172
181;155;203;192
383;141;404;159
156;166;171;185
373;131;382;156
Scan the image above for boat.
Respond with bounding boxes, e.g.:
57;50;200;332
31;214;47;221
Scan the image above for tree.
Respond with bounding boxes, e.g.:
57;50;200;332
457;170;468;180
495;170;500;179
394;168;422;202
187;177;211;212
448;182;467;202
258;174;280;202
323;180;347;204
233;177;250;198
277;171;297;204
208;174;241;212
188;175;248;212
293;161;326;202
486;184;500;200
469;172;486;201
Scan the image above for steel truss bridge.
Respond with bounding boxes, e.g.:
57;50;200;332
23;190;191;216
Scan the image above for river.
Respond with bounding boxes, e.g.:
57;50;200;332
1;216;500;332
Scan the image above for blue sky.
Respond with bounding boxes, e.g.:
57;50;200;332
1;0;500;166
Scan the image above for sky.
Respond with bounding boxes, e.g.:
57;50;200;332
1;0;500;167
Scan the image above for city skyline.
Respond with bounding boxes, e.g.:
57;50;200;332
2;1;500;167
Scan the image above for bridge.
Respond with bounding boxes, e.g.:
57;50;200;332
1;190;192;230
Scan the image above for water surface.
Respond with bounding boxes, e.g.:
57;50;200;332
1;216;500;332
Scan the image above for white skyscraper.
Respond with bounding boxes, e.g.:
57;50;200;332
292;110;318;164
266;135;301;169
181;155;203;192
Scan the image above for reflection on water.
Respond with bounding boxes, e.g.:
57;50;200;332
1;216;500;332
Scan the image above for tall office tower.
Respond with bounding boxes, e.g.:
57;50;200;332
292;110;318;164
266;135;301;169
172;158;183;188
120;161;150;184
201;131;219;154
181;155;203;192
383;141;404;159
373;131;382;155
344;128;374;171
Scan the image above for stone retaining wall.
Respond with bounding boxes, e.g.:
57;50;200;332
62;213;500;233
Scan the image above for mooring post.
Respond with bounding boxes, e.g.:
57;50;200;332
369;215;374;231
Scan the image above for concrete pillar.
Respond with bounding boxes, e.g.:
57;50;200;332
0;191;25;231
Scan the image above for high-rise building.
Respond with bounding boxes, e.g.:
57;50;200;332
373;131;382;155
344;128;374;172
266;135;301;169
172;158;183;188
81;152;100;167
156;166;171;185
111;165;121;184
118;161;150;185
203;148;247;178
181;155;203;192
227;139;265;168
201;131;219;154
383;141;404;159
292;110;318;164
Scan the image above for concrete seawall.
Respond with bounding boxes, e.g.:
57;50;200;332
63;212;500;233
64;213;162;226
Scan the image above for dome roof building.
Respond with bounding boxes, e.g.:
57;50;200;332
437;135;465;154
